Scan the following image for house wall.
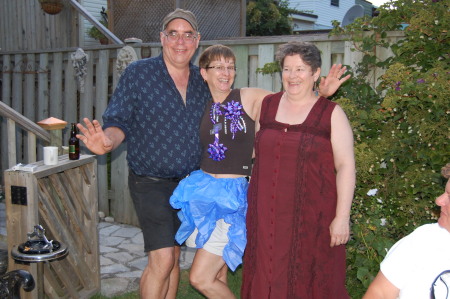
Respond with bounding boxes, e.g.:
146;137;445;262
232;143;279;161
289;0;355;29
80;0;108;47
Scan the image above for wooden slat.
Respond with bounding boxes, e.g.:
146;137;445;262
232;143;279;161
40;199;92;288
257;44;275;91
63;53;77;143
96;49;110;215
7;119;17;168
12;54;24;163
37;53;50;159
80;50;94;120
38;194;94;290
50;52;63;119
111;142;138;225
60;170;92;220
315;41;332;76
24;53;37;163
47;173;92;253
43;264;67;298
249;55;258;88
47;261;80;298
27;133;37;163
14;1;22;51
1;54;13;176
231;45;249;89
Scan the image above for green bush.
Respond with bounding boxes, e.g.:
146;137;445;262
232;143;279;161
329;0;449;297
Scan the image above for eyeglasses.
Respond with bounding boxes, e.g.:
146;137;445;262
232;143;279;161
163;31;197;43
206;66;237;72
282;68;311;75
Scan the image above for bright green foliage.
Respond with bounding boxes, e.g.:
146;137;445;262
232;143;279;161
246;0;293;36
330;0;449;297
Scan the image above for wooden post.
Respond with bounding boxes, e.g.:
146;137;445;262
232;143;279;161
36;117;68;155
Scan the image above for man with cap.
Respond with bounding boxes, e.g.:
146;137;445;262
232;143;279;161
76;8;210;298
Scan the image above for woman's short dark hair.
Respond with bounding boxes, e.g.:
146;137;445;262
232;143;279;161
199;44;236;69
275;41;322;73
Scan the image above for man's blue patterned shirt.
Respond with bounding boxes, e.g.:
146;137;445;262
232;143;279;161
103;54;211;178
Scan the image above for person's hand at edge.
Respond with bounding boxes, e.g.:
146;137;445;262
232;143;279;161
318;64;351;98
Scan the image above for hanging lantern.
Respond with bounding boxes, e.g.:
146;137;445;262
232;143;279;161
38;0;64;15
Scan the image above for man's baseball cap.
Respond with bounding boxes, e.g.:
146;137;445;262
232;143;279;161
162;8;198;32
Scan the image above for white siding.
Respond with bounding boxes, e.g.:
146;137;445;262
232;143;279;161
79;0;108;47
289;0;355;29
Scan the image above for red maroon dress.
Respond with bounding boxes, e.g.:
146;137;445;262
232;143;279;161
242;92;349;299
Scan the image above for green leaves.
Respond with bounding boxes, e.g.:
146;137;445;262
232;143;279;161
246;0;293;36
329;0;449;296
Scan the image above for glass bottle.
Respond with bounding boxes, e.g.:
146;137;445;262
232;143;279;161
69;123;80;160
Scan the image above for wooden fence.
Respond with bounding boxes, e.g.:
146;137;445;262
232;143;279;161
0;32;403;226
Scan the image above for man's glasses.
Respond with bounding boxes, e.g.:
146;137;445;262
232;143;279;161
163;31;197;44
206;66;237;73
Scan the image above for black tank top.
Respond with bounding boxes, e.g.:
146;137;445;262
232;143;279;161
200;89;255;176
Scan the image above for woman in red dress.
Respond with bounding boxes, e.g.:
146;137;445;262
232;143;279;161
242;42;356;299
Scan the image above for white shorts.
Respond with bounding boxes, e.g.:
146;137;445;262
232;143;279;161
185;219;230;256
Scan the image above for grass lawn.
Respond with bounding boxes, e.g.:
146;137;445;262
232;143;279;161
91;267;242;299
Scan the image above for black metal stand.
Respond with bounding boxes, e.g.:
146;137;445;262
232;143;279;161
11;243;68;299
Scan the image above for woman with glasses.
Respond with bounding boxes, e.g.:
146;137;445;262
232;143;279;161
363;163;450;299
170;44;271;298
241;41;355;299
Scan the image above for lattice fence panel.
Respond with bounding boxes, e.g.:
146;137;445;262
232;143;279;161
110;0;172;42
184;0;242;40
109;0;243;42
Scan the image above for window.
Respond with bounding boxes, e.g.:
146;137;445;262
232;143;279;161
331;0;339;7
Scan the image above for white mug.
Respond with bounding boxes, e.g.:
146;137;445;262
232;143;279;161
43;146;58;165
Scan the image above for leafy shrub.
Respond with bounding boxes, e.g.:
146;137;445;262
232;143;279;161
329;0;449;297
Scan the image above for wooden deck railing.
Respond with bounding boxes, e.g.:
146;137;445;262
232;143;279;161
0;101;51;168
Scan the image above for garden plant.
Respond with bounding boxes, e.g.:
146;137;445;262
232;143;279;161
328;0;449;297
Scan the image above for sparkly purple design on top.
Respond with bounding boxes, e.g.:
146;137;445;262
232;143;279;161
223;101;246;139
207;140;228;161
207;100;246;161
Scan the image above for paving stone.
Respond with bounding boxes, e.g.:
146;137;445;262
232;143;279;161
112;226;142;238
128;256;148;271
100;256;115;266
99;245;119;254
105;251;134;263
98;224;121;236
101;263;130;274
100;236;125;247
117;242;145;255
131;232;144;244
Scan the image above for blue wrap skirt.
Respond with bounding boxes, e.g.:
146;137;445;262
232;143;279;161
169;169;248;271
